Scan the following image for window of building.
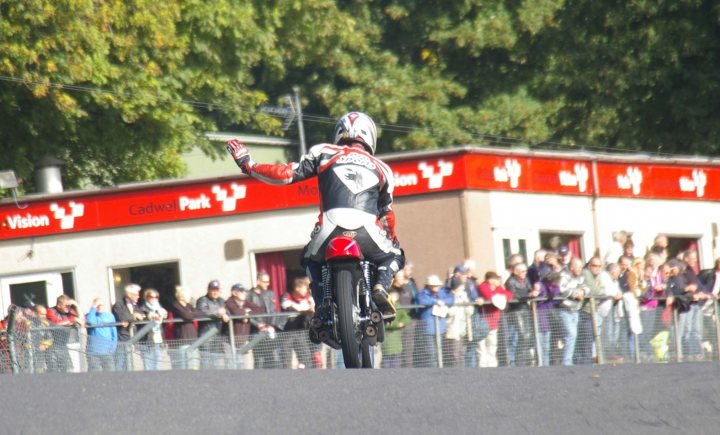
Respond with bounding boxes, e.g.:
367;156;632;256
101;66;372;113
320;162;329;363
667;237;701;266
502;238;528;270
111;261;180;309
539;232;584;260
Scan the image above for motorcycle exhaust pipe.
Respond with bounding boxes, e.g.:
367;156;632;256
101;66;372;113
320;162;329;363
370;311;383;325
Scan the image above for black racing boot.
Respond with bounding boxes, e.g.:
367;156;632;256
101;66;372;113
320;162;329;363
371;284;396;316
373;264;397;316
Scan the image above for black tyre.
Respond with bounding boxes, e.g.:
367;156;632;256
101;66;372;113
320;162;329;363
336;268;364;368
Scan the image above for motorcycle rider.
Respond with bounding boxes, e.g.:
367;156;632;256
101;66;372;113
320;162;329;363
226;112;404;325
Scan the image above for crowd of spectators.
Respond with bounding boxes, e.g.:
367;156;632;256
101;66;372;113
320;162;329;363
393;233;720;368
3;233;720;372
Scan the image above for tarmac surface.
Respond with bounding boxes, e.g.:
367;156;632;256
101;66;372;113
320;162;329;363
1;362;719;435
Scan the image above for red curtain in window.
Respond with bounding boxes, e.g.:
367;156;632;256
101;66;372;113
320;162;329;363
255;251;287;311
567;237;582;261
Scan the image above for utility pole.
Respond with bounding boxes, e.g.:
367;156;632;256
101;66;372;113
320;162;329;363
293;86;307;156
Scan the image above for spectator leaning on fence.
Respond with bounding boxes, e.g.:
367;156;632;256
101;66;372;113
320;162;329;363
196;280;230;369
29;305;54;373
599;263;624;362
112;283;145;371
537;272;561;366
699;257;720;300
638;262;662;361
504;262;536;367
456;261;483;367
577;257;605;365
47;295;83;373
248;271;284;369
679;252;710;361
280;278;315;369
416;274;454;368
389;270;414;368
445;274;475;368
224;283;262;369
85;298;117;372
558;258;587;366
139;289;168;371
381;281;411;369
476;271;512;368
169;286;205;370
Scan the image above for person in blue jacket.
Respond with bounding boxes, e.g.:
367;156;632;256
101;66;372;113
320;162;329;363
416;274;454;368
86;298;118;372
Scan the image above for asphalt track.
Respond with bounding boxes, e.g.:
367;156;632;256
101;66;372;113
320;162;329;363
1;363;719;435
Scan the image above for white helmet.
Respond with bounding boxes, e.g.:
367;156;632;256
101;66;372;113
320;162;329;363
333;112;377;155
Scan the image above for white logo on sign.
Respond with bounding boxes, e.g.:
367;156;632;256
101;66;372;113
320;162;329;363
559;163;589;193
393;172;418;187
50;201;85;230
617;167;643;195
212;183;248;212
333;166;380;194
418;160;453;189
679;170;707;198
493;159;522;188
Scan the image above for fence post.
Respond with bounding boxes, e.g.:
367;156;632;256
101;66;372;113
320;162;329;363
26;328;35;374
124;321;156;371
6;307;19;374
590;298;603;365
228;318;237;369
531;300;542;367
186;328;220;363
633;329;640;364
673;308;682;363
434;315;443;368
715;300;720;362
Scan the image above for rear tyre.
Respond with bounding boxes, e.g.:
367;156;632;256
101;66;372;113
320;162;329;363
336;268;363;368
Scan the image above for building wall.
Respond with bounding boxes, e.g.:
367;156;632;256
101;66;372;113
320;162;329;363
393;192;466;284
0;207;318;312
462;190;496;276
593;197;720;265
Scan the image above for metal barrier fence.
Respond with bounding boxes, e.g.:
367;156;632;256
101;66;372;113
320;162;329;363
2;297;719;373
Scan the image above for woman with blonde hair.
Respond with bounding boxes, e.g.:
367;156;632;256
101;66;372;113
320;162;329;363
169;286;205;369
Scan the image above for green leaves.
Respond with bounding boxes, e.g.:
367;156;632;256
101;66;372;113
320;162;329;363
2;0;720;195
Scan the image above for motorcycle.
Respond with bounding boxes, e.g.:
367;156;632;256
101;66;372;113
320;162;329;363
309;235;392;368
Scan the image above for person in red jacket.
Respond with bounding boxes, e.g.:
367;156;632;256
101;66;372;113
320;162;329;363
477;271;513;368
47;295;83;372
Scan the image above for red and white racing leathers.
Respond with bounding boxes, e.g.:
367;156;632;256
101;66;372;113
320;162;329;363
247;143;402;264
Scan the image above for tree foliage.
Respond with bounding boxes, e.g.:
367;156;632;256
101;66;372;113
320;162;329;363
1;0;719;193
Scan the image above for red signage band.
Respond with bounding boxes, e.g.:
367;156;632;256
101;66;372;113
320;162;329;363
595;162;718;200
2;151;720;241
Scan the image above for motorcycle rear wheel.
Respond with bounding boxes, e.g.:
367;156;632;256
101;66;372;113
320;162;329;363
336;268;372;368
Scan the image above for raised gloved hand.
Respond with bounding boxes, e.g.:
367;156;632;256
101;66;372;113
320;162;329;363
226;139;256;174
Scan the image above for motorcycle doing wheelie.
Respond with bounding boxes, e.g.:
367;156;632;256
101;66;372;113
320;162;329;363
309;235;393;369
